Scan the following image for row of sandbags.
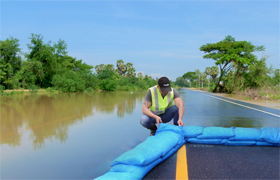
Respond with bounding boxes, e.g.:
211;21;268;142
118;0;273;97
95;124;280;180
183;126;280;146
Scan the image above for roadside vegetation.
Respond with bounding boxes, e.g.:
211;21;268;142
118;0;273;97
1;34;278;100
0;34;178;96
176;35;280;100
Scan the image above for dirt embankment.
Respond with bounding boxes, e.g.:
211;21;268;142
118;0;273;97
185;88;280;110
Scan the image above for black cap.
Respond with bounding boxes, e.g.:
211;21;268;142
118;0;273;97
158;77;171;92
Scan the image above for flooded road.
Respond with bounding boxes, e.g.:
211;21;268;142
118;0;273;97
1;89;279;179
1;91;148;179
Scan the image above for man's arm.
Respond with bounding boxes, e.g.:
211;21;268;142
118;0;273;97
174;97;185;126
142;100;162;126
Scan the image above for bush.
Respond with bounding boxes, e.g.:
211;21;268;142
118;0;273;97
0;85;5;93
86;87;94;92
99;79;117;91
118;85;130;91
28;84;38;93
51;71;86;92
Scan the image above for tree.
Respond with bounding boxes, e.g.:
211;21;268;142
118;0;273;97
205;67;211;77
95;64;105;74
12;60;44;89
137;72;143;79
126;62;136;77
26;34;57;87
53;39;67;57
175;77;188;87
0;37;22;88
244;57;270;88
182;71;197;86
272;69;280;86
210;66;219;83
116;59;127;76
106;64;115;72
200;35;265;92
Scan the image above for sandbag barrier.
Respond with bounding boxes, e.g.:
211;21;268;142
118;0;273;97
94;124;280;180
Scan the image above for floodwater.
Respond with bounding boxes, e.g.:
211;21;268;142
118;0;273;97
1;89;279;179
1;91;149;179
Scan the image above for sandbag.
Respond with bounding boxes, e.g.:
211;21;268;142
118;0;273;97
183;125;204;138
156;123;184;136
230;127;262;141
94;172;141;180
187;138;224;145
95;124;279;180
260;127;280;144
111;130;182;167
197;127;235;139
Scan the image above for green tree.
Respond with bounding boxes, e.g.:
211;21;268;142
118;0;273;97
205;67;211;77
51;70;86;92
182;71;197;86
56;55;76;74
0;37;22;89
106;64;115;72
95;64;105;74
116;59;127;76
272;69;280;86
175;77;188;87
200;35;265;92
12;60;44;89
137;72;143;79
210;66;219;83
126;62;136;77
244;57;270;88
26;34;57;87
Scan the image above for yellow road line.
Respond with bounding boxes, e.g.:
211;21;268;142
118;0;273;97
176;144;188;180
200;92;280;118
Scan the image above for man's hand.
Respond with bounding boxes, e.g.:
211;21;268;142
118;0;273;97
178;119;184;127
155;116;162;126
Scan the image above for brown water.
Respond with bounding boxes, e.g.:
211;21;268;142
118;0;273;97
1;91;148;179
1;92;146;148
1;89;279;179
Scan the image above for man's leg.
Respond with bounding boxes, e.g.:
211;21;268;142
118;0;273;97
140;115;157;136
160;105;179;125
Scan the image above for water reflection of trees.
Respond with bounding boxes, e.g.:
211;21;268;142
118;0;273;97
1;91;146;149
92;91;143;118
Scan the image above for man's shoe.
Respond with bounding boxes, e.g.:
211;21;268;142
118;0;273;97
149;125;157;136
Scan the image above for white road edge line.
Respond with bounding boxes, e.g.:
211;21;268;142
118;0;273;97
199;92;280;118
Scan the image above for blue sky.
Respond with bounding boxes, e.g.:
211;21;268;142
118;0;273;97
1;0;279;81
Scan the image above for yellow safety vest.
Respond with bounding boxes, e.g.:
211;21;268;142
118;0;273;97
149;86;174;115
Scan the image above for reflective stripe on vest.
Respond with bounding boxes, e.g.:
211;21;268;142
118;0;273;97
149;86;174;115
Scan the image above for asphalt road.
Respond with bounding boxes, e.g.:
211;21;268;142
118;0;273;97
143;89;280;180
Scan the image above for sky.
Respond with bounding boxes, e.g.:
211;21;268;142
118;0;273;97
1;0;279;81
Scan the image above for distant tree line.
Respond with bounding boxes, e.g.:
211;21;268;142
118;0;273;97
1;34;174;92
175;35;280;93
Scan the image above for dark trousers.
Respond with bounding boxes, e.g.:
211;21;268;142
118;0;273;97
140;105;179;129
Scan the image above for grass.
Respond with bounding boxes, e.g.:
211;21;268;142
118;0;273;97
187;86;280;101
236;87;280;100
1;88;60;96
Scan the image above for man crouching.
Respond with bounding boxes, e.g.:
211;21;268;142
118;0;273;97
140;77;185;136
